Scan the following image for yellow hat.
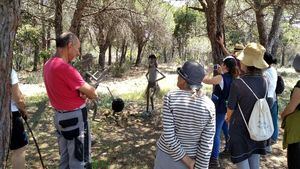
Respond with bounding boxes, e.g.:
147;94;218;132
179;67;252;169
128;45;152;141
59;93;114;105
237;43;269;69
234;43;244;52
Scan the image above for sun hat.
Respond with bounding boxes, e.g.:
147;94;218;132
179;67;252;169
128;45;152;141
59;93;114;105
177;61;205;87
233;43;244;52
293;54;300;72
237;42;269;69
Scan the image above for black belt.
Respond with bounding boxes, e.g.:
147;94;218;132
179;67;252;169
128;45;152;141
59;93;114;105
56;107;87;114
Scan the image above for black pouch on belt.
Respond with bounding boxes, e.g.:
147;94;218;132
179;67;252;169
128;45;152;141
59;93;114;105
59;118;79;140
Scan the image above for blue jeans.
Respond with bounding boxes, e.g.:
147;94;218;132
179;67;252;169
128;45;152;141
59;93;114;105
236;154;260;169
271;101;279;142
211;112;228;159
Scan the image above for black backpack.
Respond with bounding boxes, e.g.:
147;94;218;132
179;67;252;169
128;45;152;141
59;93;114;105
275;75;285;95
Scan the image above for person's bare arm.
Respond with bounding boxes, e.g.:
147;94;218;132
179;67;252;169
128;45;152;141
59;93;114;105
12;83;27;119
202;74;222;85
78;82;98;99
155;68;166;82
216;35;231;56
281;87;300;119
225;108;234;123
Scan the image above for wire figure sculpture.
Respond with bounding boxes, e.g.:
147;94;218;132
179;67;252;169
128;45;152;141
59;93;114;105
145;54;165;115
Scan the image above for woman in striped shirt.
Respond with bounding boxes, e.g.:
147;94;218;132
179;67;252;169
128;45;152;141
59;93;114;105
154;61;216;169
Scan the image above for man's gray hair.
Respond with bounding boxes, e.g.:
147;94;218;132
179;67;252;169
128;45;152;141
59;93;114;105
56;32;78;48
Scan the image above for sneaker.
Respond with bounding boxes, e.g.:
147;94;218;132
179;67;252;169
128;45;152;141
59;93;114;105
209;157;220;169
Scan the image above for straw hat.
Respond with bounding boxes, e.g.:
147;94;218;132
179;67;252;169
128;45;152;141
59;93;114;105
293;54;300;72
237;43;269;69
233;43;244;52
177;61;205;87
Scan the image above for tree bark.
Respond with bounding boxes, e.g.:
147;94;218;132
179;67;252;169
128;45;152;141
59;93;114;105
98;45;108;69
108;44;112;65
120;39;127;66
198;0;226;64
32;45;40;71
267;5;283;54
115;47;119;62
69;0;89;37
40;0;46;50
163;47;167;63
281;45;286;67
54;0;65;39
0;0;21;165
135;43;144;66
254;1;268;48
46;24;51;50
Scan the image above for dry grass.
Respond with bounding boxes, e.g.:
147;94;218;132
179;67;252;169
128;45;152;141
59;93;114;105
10;65;299;168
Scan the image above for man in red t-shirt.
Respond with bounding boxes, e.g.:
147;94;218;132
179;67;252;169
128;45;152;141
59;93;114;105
44;32;97;169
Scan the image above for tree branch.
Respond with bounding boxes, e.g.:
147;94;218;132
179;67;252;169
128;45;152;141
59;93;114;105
188;6;205;12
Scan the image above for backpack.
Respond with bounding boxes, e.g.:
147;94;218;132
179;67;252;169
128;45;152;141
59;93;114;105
238;78;274;141
275;75;285;95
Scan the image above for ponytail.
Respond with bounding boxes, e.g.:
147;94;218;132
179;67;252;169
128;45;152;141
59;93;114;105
190;85;202;99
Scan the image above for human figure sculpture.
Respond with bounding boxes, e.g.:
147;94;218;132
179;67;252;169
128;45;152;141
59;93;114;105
145;54;165;114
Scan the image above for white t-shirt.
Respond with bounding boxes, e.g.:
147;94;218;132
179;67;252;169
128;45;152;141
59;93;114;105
264;66;278;100
11;69;19;112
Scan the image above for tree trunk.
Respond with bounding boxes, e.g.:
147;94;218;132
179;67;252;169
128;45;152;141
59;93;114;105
135;43;144;66
54;0;65;39
98;46;108;69
40;0;46;50
46;24;51;50
32;45;39;71
120;39;127;66
108;44;112;65
163;47;167;63
281;45;286;67
69;0;89;37
129;45;133;62
199;0;226;64
254;4;268;48
267;5;283;54
0;0;20;165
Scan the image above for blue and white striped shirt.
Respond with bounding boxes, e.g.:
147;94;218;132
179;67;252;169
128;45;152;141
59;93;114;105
157;90;215;169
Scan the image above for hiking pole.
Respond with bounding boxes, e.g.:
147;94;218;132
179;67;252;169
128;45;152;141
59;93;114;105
23;118;46;169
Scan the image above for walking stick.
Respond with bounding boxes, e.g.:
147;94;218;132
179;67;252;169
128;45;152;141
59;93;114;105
23;118;46;169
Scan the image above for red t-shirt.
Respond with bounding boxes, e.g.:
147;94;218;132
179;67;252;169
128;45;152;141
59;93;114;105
44;57;85;110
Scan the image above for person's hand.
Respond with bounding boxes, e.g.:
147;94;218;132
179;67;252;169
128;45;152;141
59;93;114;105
182;155;195;169
225;114;230;123
216;34;224;46
216;65;222;74
20;109;28;121
280;111;286;119
188;159;195;169
79;92;87;100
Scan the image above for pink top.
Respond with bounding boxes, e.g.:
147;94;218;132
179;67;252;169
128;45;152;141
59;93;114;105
44;57;85;110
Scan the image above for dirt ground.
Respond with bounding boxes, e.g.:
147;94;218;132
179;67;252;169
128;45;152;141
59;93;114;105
16;64;294;169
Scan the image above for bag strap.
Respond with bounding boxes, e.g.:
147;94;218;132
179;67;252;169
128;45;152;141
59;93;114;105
237;103;251;133
239;78;268;99
237;77;268;135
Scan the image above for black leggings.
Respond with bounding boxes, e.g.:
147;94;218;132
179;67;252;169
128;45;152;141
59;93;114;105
288;142;300;169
